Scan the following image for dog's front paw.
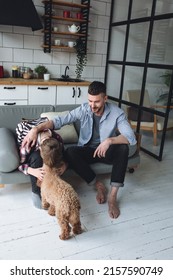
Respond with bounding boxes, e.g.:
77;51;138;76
59;226;71;240
73;226;82;235
59;233;70;240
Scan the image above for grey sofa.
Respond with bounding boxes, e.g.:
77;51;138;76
0;104;140;188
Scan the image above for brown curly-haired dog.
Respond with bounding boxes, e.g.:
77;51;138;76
40;138;82;240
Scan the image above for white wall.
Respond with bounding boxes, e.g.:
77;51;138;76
0;0;111;82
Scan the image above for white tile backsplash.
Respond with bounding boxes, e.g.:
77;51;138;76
69;52;79;65
87;54;103;66
102;54;107;67
45;64;61;78
52;51;70;65
87;40;96;54
0;33;2;47
24;35;43;49
89;14;98;28
0;47;13;61
91;1;107;15
98;15;110;29
93;66;105;78
83;66;94;78
106;3;111;16
96;41;108;54
13;26;33;35
104;29;109;42
89;27;105;41
0;25;13;33
0;0;111;82
3;33;23;48
33;50;51;64
14;49;33;63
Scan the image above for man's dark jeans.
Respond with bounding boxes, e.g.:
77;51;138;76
65;144;129;185
27;150;43;195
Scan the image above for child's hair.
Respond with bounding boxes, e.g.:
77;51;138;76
40;138;64;169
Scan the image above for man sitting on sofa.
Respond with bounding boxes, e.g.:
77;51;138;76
22;81;137;219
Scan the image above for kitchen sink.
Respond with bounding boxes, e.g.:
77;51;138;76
51;78;85;82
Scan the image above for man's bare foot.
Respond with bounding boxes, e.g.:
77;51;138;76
108;187;120;219
95;181;107;204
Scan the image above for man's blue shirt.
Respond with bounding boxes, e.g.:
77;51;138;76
53;102;137;146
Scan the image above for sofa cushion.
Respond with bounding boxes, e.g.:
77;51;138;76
0;128;20;172
0;105;54;133
41;111;78;144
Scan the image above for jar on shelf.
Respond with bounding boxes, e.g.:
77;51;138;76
18;66;25;78
23;67;32;79
12;66;19;78
63;10;70;18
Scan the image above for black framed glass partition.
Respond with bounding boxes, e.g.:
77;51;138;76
105;0;173;160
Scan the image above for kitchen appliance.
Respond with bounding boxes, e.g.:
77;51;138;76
0;66;4;78
0;0;42;31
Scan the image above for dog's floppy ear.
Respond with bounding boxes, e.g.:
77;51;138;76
39;147;44;162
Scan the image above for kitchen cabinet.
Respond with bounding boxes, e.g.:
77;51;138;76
0;85;28;105
56;85;88;105
42;0;90;53
28;85;56;105
0;79;90;106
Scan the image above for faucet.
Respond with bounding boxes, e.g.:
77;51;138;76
61;66;69;79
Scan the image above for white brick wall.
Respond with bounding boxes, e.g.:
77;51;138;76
0;0;111;82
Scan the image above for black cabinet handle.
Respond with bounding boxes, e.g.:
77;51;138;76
4;102;16;105
77;87;81;98
37;87;48;90
4;87;16;90
72;87;75;98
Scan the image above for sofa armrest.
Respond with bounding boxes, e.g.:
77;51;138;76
0;128;20;172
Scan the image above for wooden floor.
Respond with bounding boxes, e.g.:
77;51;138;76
0;132;173;260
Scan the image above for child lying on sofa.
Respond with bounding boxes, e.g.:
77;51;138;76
16;119;67;208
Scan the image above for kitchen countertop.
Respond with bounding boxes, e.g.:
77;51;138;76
0;78;91;86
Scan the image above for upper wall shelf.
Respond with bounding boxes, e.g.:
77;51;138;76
43;30;86;37
44;15;87;23
42;0;90;9
42;0;90;53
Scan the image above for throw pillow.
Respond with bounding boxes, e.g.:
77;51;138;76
0;128;20;172
40;111;78;144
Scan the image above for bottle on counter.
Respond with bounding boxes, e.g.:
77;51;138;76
0;66;4;78
12;66;19;78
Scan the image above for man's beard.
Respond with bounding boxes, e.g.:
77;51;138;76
91;106;104;115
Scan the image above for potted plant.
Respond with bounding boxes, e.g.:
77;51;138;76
74;39;87;80
156;70;173;105
34;65;48;79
